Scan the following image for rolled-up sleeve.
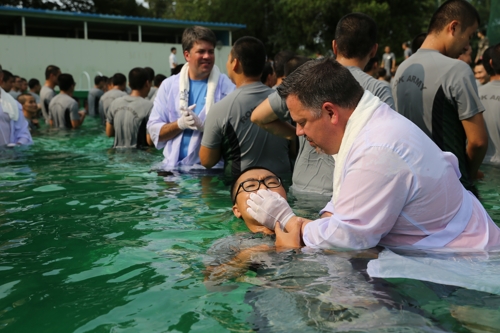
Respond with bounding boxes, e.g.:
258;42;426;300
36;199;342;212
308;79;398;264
303;146;411;249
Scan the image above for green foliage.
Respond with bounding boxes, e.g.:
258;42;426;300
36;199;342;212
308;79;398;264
3;0;493;60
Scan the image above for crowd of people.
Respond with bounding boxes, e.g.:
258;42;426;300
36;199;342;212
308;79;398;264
1;0;500;252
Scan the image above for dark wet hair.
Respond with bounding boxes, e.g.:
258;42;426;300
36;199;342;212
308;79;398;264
273;50;295;78
335;13;378;59
490;43;500;75
482;46;495;76
154;74;167;87
128;67;149;90
284;56;310;77
94;75;106;85
260;62;274;84
411;32;427;54
58;73;75;91
28;78;40;89
112;73;127;86
45;65;60;80
230;36;267;77
230;166;277;203
144;67;155;82
428;0;480;34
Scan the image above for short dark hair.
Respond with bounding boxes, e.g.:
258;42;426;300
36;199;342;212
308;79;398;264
378;68;387;78
230;166;277;203
17;93;33;105
112;73;127;86
364;56;379;72
490;43;500;75
182;26;216;52
2;70;13;82
260;62;274;84
273;50;294;78
230;36;266;77
154;74;167;87
482;46;495;75
284;56;310;77
144;67;155;82
128;67;149;90
94;75;106;85
428;0;480;34
277;58;364;118
45;65;60;80
21;77;27;83
171;47;176;52
335;13;378;59
411;32;427;54
58;73;75;91
28;78;40;89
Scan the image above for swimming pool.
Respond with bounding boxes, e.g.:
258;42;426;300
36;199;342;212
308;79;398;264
1;118;500;332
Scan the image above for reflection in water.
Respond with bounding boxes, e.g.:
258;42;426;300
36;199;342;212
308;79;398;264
1;118;500;332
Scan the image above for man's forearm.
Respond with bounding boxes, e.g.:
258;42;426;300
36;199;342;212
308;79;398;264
158;121;183;142
467;144;487;181
260;119;296;140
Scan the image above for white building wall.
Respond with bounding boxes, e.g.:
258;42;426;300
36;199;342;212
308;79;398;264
0;34;231;90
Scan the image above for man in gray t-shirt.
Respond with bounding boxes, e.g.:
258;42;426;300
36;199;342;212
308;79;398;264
87;76;106;117
200;37;291;179
393;1;487;194
40;85;55;122
479;44;500;164
252;13;394;196
99;73;127;125
40;65;61;123
106;68;153;148
381;46;396;77
48;74;85;129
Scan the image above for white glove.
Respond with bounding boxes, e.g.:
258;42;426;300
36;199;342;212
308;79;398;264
177;104;196;130
186;109;204;132
246;189;295;231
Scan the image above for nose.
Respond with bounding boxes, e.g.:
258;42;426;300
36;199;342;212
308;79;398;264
296;123;304;136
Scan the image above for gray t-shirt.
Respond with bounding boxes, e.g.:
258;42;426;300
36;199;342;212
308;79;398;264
9;90;21;100
267;66;396;195
29;91;40;104
202;82;291;179
87;87;104;117
347;66;395;109
382;52;396;73
146;87;157;101
100;89;127;125
40;86;55;122
479;80;500;164
107;95;153;148
48;93;80;129
404;48;412;59
393;48;484;190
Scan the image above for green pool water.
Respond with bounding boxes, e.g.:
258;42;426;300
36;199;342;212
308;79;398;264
2;118;500;333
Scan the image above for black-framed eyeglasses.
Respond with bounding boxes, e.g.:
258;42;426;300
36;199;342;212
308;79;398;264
232;176;282;204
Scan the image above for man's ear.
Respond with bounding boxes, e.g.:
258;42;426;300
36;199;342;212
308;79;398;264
183;50;190;62
232;204;242;218
232;58;241;73
449;20;459;37
332;40;338;56
323;102;339;125
369;43;378;58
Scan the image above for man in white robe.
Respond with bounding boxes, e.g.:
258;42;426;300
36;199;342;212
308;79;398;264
246;58;500;251
0;66;32;147
147;26;234;169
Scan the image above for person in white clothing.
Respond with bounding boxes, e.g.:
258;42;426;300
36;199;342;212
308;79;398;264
147;26;235;170
246;58;500;251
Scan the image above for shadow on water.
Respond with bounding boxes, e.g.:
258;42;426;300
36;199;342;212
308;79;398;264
0;118;500;332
